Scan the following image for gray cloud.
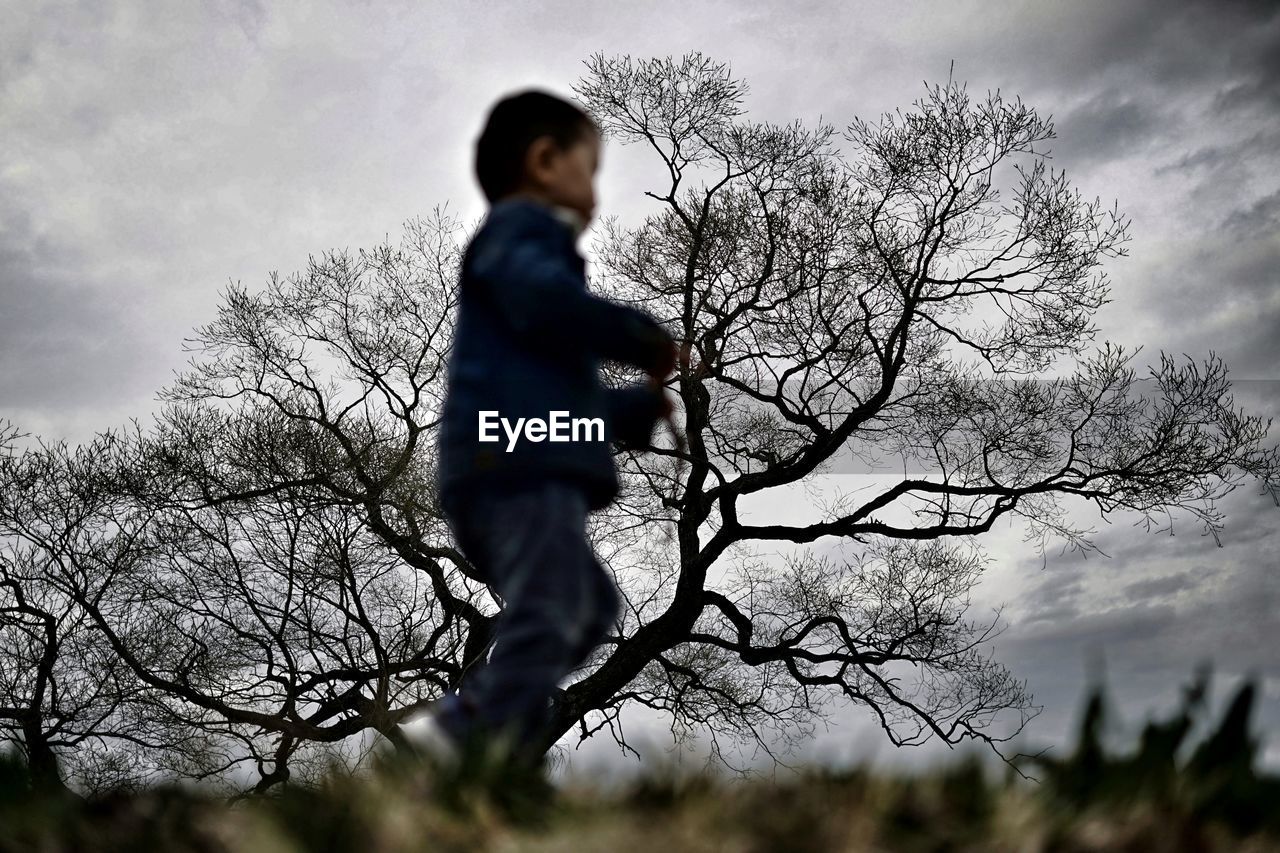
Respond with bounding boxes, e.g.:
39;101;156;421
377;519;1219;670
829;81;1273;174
1049;87;1165;168
1135;210;1280;378
0;0;485;444
0;205;164;429
990;483;1280;762
1121;570;1200;601
1223;189;1280;238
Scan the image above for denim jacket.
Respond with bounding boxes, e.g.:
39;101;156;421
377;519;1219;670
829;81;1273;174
435;196;674;513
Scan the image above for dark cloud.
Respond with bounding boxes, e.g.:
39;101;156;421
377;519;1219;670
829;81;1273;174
1046;0;1280;383
1151;127;1280;178
1020;565;1087;624
1050;87;1166;169
1223;189;1280;238
1121;569;1199;602
1135;208;1280;378
992;483;1280;760
1209;7;1280;116
979;0;1278;106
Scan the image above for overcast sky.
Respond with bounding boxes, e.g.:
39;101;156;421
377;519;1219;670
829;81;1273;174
3;0;1278;787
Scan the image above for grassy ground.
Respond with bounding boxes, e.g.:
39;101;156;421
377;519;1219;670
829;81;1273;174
1;748;1277;853
2;677;1277;852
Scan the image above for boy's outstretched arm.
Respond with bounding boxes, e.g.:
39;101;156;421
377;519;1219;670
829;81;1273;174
468;211;674;373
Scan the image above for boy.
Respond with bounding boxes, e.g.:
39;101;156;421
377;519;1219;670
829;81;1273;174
421;89;683;775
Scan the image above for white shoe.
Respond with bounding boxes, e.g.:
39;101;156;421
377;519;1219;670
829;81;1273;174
399;702;463;770
400;695;534;776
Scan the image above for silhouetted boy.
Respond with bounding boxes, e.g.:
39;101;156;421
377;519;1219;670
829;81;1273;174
426;89;681;774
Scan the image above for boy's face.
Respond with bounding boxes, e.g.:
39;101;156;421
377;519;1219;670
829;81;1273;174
516;127;600;225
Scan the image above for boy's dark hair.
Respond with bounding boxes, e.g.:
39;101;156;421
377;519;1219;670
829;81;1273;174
474;88;600;204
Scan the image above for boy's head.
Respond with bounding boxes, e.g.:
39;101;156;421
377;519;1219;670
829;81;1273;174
474;89;602;224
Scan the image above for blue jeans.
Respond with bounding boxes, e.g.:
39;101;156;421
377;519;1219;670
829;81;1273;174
437;478;621;762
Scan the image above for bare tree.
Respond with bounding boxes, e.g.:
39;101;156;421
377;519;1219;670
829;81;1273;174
547;51;1278;768
1;213;476;793
0;426;217;797
2;52;1277;794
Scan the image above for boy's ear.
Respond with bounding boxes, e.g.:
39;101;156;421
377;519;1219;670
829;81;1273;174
523;135;558;187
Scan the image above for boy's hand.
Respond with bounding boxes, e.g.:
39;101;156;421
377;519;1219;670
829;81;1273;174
648;374;674;419
648;338;677;380
647;339;700;382
645;347;690;487
647;373;685;469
